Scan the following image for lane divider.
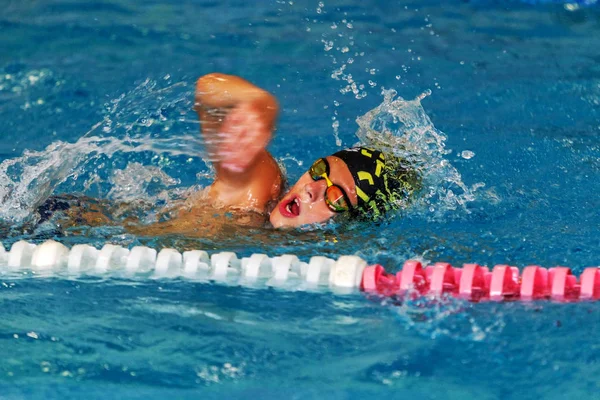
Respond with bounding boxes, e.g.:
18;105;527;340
362;262;600;301
0;240;362;292
1;240;599;301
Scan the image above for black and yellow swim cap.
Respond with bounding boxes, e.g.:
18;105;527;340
332;147;419;219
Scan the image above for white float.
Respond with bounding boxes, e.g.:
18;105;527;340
269;254;305;285
241;253;272;281
182;250;210;278
30;240;69;271
210;252;240;281
125;246;157;274
305;256;335;286
95;244;129;274
154;248;183;277
329;255;367;290
67;244;99;273
8;241;37;269
0;242;7;266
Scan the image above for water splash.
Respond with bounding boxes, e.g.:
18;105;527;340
107;162;180;202
0;76;208;224
355;88;484;218
98;78;199;148
386;294;506;342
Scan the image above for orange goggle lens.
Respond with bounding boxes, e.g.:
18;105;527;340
325;185;350;212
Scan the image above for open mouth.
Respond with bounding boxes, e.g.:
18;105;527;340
279;196;300;217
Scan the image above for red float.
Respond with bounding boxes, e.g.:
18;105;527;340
362;261;600;303
549;267;579;301
458;264;489;301
520;266;549;300
580;267;600;300
489;265;520;301
397;260;427;294
427;262;456;296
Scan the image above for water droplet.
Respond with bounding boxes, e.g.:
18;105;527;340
564;3;579;11
461;150;475;160
322;40;334;51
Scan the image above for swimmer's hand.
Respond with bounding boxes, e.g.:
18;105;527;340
195;73;278;175
217;101;272;173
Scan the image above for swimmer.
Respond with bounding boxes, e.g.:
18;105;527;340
35;73;419;233
191;73;419;229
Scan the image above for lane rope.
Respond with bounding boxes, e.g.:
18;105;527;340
1;240;599;301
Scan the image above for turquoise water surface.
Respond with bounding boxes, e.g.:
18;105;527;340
1;1;600;399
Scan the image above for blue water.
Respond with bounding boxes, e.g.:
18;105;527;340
2;0;600;398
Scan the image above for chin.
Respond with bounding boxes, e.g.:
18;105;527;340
269;212;300;229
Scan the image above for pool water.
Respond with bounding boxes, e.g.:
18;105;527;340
1;0;600;398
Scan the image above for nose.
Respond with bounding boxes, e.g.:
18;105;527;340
304;180;326;203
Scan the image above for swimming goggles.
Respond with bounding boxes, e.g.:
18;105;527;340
309;158;354;214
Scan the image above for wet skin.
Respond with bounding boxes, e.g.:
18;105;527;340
269;156;358;228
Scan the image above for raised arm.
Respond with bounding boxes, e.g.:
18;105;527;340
194;73;283;212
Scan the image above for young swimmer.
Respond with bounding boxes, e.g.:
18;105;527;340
35;73;419;233
192;73;419;229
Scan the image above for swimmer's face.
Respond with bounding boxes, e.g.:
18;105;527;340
269;156;358;228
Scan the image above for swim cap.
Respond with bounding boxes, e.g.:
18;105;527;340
332;147;419;219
